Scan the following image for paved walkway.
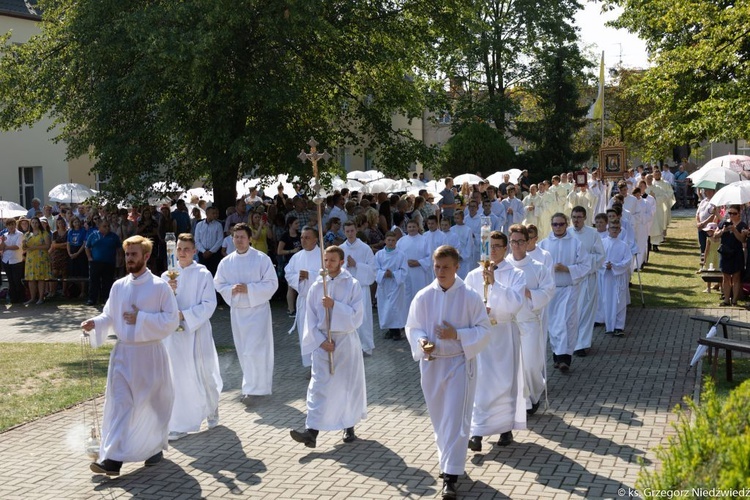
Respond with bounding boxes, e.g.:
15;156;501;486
2;291;743;499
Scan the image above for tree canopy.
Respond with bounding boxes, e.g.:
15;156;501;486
611;0;750;159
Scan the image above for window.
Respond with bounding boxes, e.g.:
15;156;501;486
95;173;110;191
438;112;452;125
364;150;375;170
737;140;750;157
337;147;351;170
18;167;40;208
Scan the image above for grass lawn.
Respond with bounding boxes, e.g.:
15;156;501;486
0;342;111;432
637;214;720;308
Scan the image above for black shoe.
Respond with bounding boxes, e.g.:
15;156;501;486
652;245;660;252
85;300;95;306
468;435;482;452
144;451;163;466
90;459;122;476
383;329;394;339
614;329;625;337
342;427;357;443
573;349;587;357
594;322;604;327
290;428;317;448
559;362;570;373
441;479;457;499
497;431;513;447
392;332;402;341
527;401;540;416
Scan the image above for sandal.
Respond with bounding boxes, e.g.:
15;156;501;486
719;301;731;307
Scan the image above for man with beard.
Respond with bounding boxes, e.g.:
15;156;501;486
82;235;179;476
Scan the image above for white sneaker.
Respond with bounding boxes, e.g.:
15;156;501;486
168;431;188;441
207;411;219;429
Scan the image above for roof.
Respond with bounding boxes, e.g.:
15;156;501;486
0;0;41;20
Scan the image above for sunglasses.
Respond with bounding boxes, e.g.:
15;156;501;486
551;222;567;227
728;211;739;215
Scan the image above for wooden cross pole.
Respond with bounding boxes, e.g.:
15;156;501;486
298;138;334;374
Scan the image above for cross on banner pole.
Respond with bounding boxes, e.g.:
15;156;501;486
298;138;334;374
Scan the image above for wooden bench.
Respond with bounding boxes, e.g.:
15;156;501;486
690;315;750;382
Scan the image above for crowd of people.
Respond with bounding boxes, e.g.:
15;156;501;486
4;162;710;499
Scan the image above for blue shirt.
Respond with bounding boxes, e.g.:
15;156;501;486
86;231;121;264
67;228;87;248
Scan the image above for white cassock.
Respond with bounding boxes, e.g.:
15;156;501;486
285;247;322;367
406;278;491;476
646;181;673;245
501;197;525;233
301;270;366;431
633;195;655;267
598;236;631;331
568;226;605;352
450;224;475;279
522;193;542;227
396;233;431;303
161;262;222;433
655;179;675;228
465;262;526;437
463;212;483;268
506;254;556;409
374;247;409;329
538;232;590;356
214;247;279;396
567;190;597;225
342;238;376;355
89;271;179;463
588;179;609;217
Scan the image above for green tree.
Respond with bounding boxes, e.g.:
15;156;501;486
0;0;444;209
439;120;515;177
609;0;750;158
514;44;591;180
439;0;582;135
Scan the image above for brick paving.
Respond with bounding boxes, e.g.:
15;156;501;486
0;274;745;498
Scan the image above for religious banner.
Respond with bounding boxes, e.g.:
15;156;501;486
599;138;627;179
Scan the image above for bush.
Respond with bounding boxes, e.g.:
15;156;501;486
637;378;750;491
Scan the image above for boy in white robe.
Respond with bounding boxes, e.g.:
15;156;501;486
375;232;409;340
406;245;491;499
599;222;631;335
397;220;431;303
450;211;475;280
214;223;279;404
500;186;525;233
341;221;376;355
162;233;222;441
440;218;461;249
285;227;322;367
538;213;590;373
506;224;556;415
290;246;366;448
83;235;179;476
465;232;525;451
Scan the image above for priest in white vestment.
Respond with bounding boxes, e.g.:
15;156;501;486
162;234;222;440
538;213;590;372
522;184;542;228
406;245;491;499
506;225;556;415
598;223;631;335
341;221;376;355
501;186;525;233
397;220;431;302
83;235;179;476
214;223;279;402
569;207;605;357
285;227;321;367
290;246;366;448
465;232;525;451
375;232;409;340
450;211;475;279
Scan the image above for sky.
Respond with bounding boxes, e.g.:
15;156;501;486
575;2;650;75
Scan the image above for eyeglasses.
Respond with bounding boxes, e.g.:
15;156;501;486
509;239;527;246
728;211;739;215
490;244;506;250
551;222;567;227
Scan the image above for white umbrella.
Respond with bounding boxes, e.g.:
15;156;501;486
689;324;719;369
180;187;214;203
687;165;741;185
427;180;446;193
406;187;443;204
0;200;28;218
453;173;485;185
331;176;364;192
362;178;397;194
486;168;523;186
702;155;750;176
709;180;750;206
48;183;98;204
347;170;385;182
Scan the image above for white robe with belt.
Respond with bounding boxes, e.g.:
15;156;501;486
465;262;526;436
569;226;606;352
342;238;376;354
374;247;409;329
302;270;366;431
214;247;279;395
396;233;431;303
286;247;323;367
599;236;631;331
539;233;589;356
406;278;490;476
450;224;475;279
161;262;222;433
90;270;179;462
506;254;556;408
